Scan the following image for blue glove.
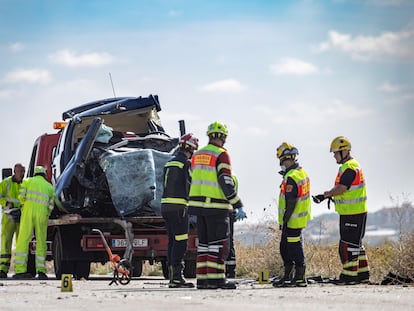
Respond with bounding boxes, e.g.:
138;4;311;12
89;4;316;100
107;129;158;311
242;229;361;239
235;208;247;221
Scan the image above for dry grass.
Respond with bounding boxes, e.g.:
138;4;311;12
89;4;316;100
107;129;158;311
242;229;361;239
235;222;414;283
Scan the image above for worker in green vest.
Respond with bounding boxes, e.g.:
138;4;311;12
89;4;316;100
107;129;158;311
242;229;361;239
0;163;25;278
313;136;370;285
13;166;54;280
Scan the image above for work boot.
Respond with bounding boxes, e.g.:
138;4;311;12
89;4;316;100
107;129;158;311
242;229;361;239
207;280;237;289
169;264;194;288
37;272;49;280
225;265;236;278
12;272;33;279
293;265;307;287
272;265;293;288
0;270;7;279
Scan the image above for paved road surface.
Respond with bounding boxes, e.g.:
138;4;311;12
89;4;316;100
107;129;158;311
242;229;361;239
1;276;413;311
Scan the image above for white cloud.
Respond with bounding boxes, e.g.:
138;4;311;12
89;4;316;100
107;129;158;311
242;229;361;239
3;68;51;84
378;81;401;93
270;58;319;75
9;42;25;53
317;29;414;60
199;79;244;93
49;49;115;67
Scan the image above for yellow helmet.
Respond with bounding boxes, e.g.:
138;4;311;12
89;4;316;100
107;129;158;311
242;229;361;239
276;142;299;161
207;121;228;138
207;121;228;136
330;136;351;152
34;166;46;175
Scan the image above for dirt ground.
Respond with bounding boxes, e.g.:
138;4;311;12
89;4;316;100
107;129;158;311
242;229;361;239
1;276;413;311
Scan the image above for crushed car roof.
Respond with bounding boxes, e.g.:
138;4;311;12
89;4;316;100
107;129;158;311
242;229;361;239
62;95;161;120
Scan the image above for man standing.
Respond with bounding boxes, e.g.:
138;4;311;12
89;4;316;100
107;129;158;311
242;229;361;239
188;121;243;290
272;142;311;288
13;166;54;280
313;136;370;285
161;133;199;288
0;163;25;278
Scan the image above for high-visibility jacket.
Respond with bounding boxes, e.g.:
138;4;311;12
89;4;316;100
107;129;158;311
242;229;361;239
333;158;367;215
0;176;22;208
189;144;231;210
278;167;311;229
18;176;54;212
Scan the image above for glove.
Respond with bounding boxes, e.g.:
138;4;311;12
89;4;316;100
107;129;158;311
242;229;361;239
4;208;21;222
312;194;326;204
235;208;247;221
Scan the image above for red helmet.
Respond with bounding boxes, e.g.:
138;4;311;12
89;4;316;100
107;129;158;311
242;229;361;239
179;133;199;150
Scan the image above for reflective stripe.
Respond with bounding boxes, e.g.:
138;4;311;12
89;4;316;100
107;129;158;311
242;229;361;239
287;236;301;243
175;233;188;241
207;273;225;279
191;180;220;187
161;197;188;205
196;274;208;279
335;196;367;205
165;161;184;169
225;260;236;265
358;266;370;273
188;200;231;210
341;269;358;277
343;261;358;268
197;262;208;268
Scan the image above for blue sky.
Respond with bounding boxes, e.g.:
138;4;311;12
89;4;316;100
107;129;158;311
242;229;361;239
1;0;413;222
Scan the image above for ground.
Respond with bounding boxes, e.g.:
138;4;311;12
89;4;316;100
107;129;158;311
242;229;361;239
0;276;413;311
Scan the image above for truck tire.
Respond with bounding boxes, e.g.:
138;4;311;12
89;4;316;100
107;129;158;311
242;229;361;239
183;259;196;278
53;229;74;279
132;259;143;277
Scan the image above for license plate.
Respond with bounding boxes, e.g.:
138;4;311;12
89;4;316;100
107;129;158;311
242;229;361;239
111;238;148;248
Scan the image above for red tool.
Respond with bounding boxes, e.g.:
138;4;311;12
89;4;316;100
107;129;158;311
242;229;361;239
92;228;131;285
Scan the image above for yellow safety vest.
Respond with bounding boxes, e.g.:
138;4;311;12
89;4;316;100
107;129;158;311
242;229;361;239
333;159;367;215
189;144;231;210
278;167;311;229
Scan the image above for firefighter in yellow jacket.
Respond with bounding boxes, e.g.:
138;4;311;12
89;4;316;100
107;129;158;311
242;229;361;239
188;121;243;290
313;136;370;285
13;166;54;280
273;143;311;288
0;163;25;278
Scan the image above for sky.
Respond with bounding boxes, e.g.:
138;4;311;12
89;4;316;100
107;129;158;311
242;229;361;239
1;0;413;223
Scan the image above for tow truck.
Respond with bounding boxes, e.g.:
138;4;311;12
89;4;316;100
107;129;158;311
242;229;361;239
24;95;197;280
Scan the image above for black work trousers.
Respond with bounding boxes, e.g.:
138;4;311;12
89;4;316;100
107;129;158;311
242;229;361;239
162;207;189;266
280;227;305;268
338;212;369;282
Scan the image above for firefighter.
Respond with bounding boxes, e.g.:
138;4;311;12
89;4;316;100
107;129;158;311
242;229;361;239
188;121;243;290
225;175;246;278
272;143;311;288
161;133;199;288
313;136;370;285
0;163;25;278
13;166;54;280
